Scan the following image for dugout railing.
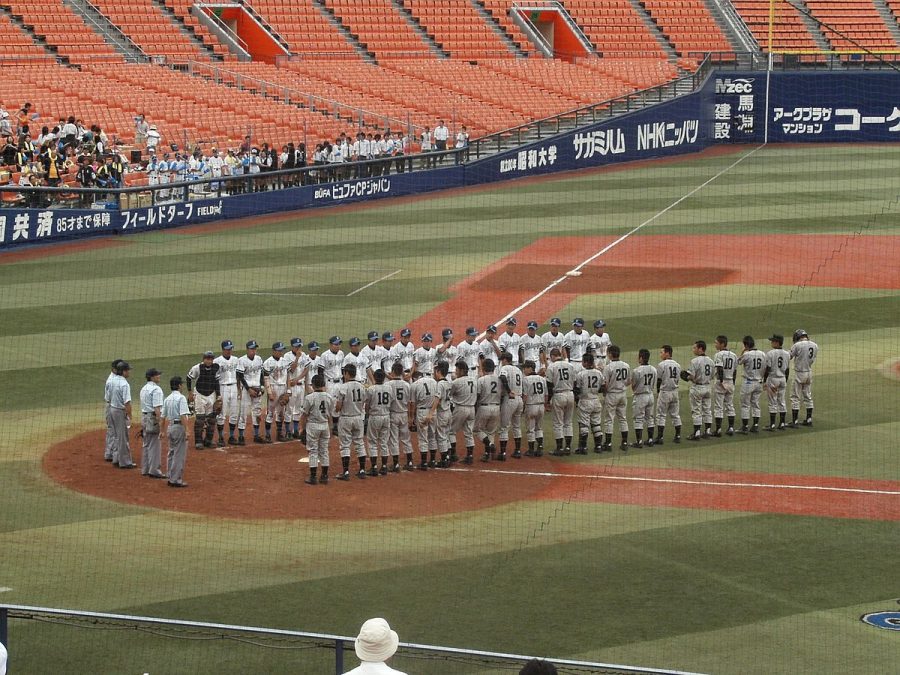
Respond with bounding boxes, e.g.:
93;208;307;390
0;604;706;675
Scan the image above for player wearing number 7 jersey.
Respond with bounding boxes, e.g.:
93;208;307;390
789;329;818;427
713;336;737;437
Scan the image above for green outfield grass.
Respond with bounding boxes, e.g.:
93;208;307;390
1;144;899;674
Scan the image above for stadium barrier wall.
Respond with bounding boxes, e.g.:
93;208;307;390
1;70;897;249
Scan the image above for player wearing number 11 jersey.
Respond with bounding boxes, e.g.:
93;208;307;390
335;364;367;480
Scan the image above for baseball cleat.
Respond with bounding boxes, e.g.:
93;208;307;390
713;429;722;438
236;437;246;446
480;453;491;462
449;455;460;463
726;427;734;436
789;421;799;429
304;477;318;485
319;475;329;484
336;471;350;481
203;440;214;448
217;439;226;448
750;425;759;433
392;465;401;473
404;462;415;471
428;460;437;468
194;443;204;450
647;438;654;447
379;466;389;475
550;449;565;457
631;441;643;449
417;463;428;471
765;425;776;432
356;470;366;479
673;435;681;444
498;452;507;462
534;449;543;457
574;448;587;455
463;455;474;465
620;443;629;452
512;450;522;459
687;432;701;441
524;449;535;457
738;428;749;435
803;419;813;427
563;447;572;455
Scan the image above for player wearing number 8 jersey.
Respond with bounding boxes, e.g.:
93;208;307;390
764;335;790;431
713;336;737;437
738;336;766;434
685;340;715;440
789;329;818;427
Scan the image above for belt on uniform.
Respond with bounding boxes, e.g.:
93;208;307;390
141;411;155;415
171;420;181;425
222;382;236;386
331;379;341;383
418;406;433;410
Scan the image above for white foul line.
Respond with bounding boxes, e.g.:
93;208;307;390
451;467;900;496
234;269;401;298
0;587;13;593
487;145;766;332
346;269;402;296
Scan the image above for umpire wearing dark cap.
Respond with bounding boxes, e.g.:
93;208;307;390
162;376;190;487
109;361;135;468
139;368;166;478
104;359;125;462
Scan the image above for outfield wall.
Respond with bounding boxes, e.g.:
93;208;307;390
1;70;897;249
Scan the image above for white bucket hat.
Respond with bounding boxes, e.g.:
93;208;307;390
354;617;399;662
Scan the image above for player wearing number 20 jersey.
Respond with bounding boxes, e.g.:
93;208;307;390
601;346;631;451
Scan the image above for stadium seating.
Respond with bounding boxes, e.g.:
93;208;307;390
3;0;122;62
731;0;830;51
559;0;667;57
640;0;733;60
162;0;232;60
323;0;433;58
247;0;358;58
480;0;534;54
0;13;53;62
401;0;514;59
805;0;899;52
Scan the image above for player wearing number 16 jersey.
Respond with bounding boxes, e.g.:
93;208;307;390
713;336;737;437
738;336;766;434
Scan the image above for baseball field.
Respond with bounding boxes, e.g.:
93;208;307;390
1;143;898;674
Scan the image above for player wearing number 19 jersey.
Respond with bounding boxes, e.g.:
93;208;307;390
522;361;547;456
713;336;737;437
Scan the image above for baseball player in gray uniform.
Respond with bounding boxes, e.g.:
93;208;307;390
602;345;631;451
655;345;682;445
109;361;134;468
588;320;612;365
335;363;367;480
789;329;818;427
520;321;543;370
410;369;438;469
263;342;291;442
565;318;590;374
104;359;124;462
214;340;240;445
522;360;547;456
545;347;575;455
713;336;737;437
162;376;190;487
431;360;453;466
541;318;566;375
575;353;604;454
738;335;766;434
236;340;266;444
457;327;482;376
498;351;524;457
388;362;414;469
764;334;791;431
285;337;310;439
684;340;715;440
450;360;478;463
476;359;502;460
498;318;523;365
630;349;656;448
299;373;333;485
365;368;394;474
139;368;165;478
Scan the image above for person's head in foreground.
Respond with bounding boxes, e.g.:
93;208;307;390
345;617;407;675
520;658;558;675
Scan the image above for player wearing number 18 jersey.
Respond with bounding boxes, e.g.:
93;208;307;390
365;369;394;474
713;336;737;437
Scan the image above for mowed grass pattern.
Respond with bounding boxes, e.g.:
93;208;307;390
0;145;898;674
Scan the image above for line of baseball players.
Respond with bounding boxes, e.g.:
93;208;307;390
142;319;818;485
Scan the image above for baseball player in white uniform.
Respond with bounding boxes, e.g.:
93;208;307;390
520;321;543;370
366;368;395;474
214;340;240;445
764;334;791;431
186;351;220;449
343;337;371;385
387;362;414;469
655;345;683;445
285;337;310;440
630;349;656;448
410;370;438;469
575;353;604;453
588;320;612;365
713;335;737;437
435;328;457;374
412;333;437;377
498;351;524;458
360;331;384;380
263;341;291;442
390;328;415;375
479;325;502;373
541;318;566;375
602;345;631;451
236;340;266;444
335;363;367;480
684;340;715;440
299;374;333;485
545;347;575;455
738;335;766;434
565;318;590;374
497;318;522;365
522;360;547;456
475;359;502;460
789;329;818;427
449;361;478;463
457;327;482;377
320;336;345;433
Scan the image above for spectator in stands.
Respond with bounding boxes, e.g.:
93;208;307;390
433;119;449;161
62;116;78;149
0;111;12;138
36;125;51;149
76;156;97;207
2;135;18;167
520;659;557;675
394;131;407;174
16;101;32;133
134;114;149;147
296;142;308;184
344;617;406;675
240;135;251;154
146;124;161;154
420;125;433;169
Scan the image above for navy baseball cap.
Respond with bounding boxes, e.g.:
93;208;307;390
246;340;258;349
421;332;433;342
202;350;215;358
367;331;379;342
329;336;342;345
506;317;517;326
349;337;361;347
465;327;477;336
550;317;561;327
527;320;538;329
486;324;497;333
145;367;161;379
118;361;131;371
221;340;234;350
272;341;285;351
290;337;303;348
572;318;584;327
441;328;453;339
382;332;395;342
768;334;784;343
400;328;412;337
308;341;320;351
594;319;606;329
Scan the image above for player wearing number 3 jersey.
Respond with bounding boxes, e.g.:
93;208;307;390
789;329;818;427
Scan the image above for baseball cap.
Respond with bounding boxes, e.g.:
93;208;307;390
349;337;361;347
465;327;477;337
527;320;538;330
272;341;285;351
400;328;412;338
573;317;585;327
768;334;784;343
117;361;131;372
290;337;303;348
367;331;379;342
486;324;497;333
111;358;124;369
246;340;258;349
506;317;517;326
145;368;161;379
382;332;395;342
222;340;234;350
421;332;433;342
550;317;561;327
308;341;320;351
441;328;453;339
594;319;606;329
202;350;215;358
329;336;342;345
793;329;808;341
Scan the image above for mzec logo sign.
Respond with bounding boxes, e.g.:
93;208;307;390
715;78;754;94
